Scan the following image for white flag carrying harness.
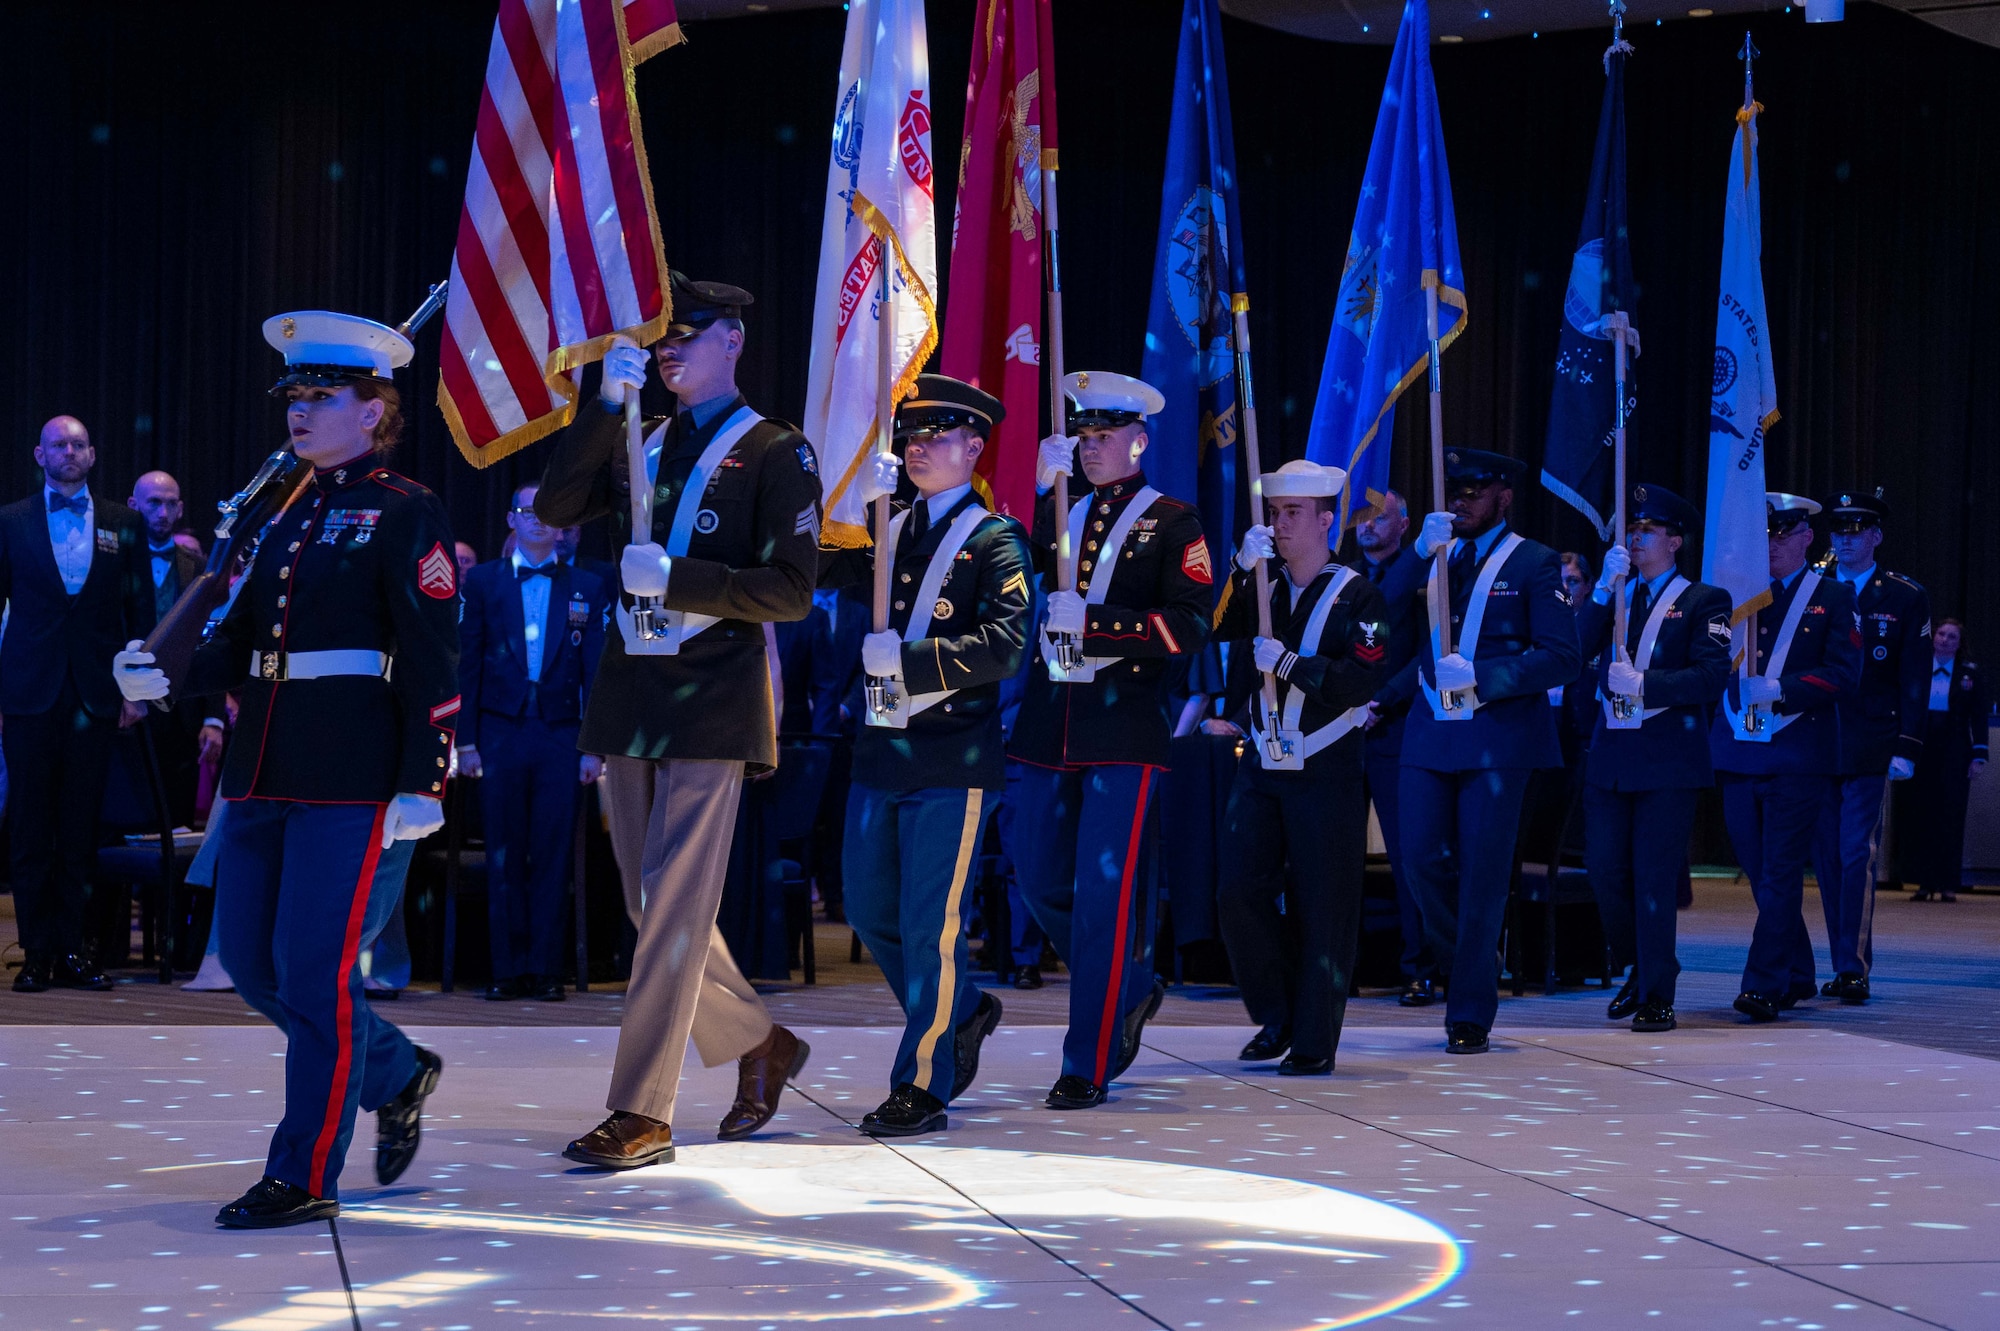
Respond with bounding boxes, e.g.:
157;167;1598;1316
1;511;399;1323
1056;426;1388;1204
617;405;763;655
1250;567;1370;771
1043;487;1163;684
1723;569;1821;743
1599;574;1690;730
864;503;990;729
1421;531;1525;721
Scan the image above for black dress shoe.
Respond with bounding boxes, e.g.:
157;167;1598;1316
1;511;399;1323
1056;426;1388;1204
1012;965;1044;990
530;974;566;1002
1398;978;1438;1008
11;959;51;993
375;1046;443;1185
1910;887;1936;902
1631;1003;1677;1033
952;991;1002;1099
216;1176;339;1229
1239;1026;1291;1062
1045;1074;1107;1110
1829;973;1869;1005
1606;977;1640;1021
1733;991;1781;1022
53;954;112;991
1278;1053;1333;1076
1110;979;1166;1081
1780;981;1818;1010
860;1083;948;1137
1446;1022;1489;1055
484;976;526;1001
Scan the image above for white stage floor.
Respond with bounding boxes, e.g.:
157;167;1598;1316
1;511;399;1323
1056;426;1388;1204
3;1022;1997;1329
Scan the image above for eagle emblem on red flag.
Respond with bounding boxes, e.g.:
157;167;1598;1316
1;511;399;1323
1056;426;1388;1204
418;543;458;599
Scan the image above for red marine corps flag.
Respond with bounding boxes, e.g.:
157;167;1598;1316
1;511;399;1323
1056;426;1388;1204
939;0;1056;521
437;0;683;468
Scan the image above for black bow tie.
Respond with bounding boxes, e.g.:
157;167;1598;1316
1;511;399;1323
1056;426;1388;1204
47;492;87;516
517;563;557;580
1936;666;1951;677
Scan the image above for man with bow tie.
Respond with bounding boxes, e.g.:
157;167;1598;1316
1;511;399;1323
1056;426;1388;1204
1;416;152;992
457;481;610;1002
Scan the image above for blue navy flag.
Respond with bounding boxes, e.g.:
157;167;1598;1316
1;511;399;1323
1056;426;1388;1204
1304;0;1466;531
1541;45;1637;541
1141;0;1246;572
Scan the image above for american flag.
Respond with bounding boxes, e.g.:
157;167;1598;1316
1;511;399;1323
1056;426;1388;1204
438;0;682;468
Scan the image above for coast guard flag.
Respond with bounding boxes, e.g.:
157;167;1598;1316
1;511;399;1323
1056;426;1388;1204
1541;43;1636;541
1304;0;1466;530
1700;97;1780;631
437;0;683;468
1141;0;1246;571
940;0;1055;522
803;0;938;548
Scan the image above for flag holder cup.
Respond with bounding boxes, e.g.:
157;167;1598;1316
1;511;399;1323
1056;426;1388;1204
864;675;910;729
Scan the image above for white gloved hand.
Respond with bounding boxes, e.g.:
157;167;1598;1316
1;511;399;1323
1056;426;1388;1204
1236;525;1276;571
620;542;671;599
862;630;904;679
1596;543;1632;593
113;640;169;702
381;793;446;849
1252;636;1287;673
1416;511;1456;559
1036;433;1077;492
1433;652;1477;694
1607;659;1645;699
1740;674;1783;706
597;338;649;407
1888;756;1916;782
1045;589;1086;636
858;451;902;507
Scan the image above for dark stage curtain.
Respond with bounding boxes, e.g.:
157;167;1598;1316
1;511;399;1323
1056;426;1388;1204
5;2;1994;616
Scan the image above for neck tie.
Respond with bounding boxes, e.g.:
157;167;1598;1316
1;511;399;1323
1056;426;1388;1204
48;492;87;516
1629;582;1652;652
518;563;556;580
907;500;930;544
1367;558;1385;585
1447;539;1476;601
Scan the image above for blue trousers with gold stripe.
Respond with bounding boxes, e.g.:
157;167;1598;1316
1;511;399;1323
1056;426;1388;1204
843;784;988;1103
1011;763;1159;1085
215;799;420;1199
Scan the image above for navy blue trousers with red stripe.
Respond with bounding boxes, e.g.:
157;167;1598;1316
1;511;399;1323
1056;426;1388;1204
215;799;420;1199
1011;763;1159;1085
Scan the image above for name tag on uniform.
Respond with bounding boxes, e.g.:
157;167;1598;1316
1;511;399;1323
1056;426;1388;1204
95;528;119;554
319;508;382;545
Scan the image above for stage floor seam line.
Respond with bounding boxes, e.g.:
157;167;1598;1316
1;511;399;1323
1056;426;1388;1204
781;1074;1183;1330
1138;1036;1959;1331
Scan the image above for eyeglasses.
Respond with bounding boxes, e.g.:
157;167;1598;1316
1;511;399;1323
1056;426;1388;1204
509;505;539;516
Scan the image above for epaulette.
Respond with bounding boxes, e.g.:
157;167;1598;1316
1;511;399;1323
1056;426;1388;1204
368;469;433;498
1885;570;1924;590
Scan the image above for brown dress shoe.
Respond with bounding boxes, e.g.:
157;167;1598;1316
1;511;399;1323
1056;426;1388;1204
562;1112;675;1169
717;1025;810;1142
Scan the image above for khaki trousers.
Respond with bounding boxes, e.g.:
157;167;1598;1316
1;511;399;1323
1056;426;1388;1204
600;755;773;1122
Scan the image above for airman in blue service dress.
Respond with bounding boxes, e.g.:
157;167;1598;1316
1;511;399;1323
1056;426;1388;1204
116;311;459;1227
1574;485;1732;1033
1810;490;1929;1004
1212;461;1389;1074
1379;448;1581;1054
1711;494;1862;1022
1008;371;1212;1108
822;375;1034;1136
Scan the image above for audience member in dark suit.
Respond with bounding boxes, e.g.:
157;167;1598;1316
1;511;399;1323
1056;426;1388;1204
773;602;831;735
456;482;610;1001
128;471;224;823
811;585;868;921
2;416;152;991
1904;618;1989;901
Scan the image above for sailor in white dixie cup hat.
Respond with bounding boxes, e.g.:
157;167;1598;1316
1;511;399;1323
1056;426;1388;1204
1211;457;1391;1075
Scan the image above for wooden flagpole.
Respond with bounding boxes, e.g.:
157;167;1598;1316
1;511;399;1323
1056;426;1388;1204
1231;294;1285;758
1424;283;1458;709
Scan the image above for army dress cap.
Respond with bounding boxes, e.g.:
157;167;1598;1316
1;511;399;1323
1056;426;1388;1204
896;374;1006;440
1062;370;1166;428
1261;459;1348;499
661;270;754;341
1766;491;1821;534
1824;488;1889;534
265;311;413;397
1443;448;1527;485
1628;483;1698;535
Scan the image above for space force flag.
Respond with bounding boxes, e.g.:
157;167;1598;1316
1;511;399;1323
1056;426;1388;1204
803;0;939;547
1700;97;1780;627
1540;44;1636;540
1141;0;1247;569
1304;0;1466;530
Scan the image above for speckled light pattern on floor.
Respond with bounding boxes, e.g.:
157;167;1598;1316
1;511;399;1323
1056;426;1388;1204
2;1023;1997;1329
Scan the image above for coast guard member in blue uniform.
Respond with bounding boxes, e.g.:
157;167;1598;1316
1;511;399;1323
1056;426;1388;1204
1213;461;1389;1074
115;311;459;1226
1009;371;1212;1109
1810;489;1928;1004
1576;485;1732;1033
1711;493;1862;1022
825;375;1033;1136
1380;449;1580;1054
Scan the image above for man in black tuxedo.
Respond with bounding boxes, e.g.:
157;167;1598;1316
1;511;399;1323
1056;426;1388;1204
457;482;610;1001
129;471;224;822
2;416;152;991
